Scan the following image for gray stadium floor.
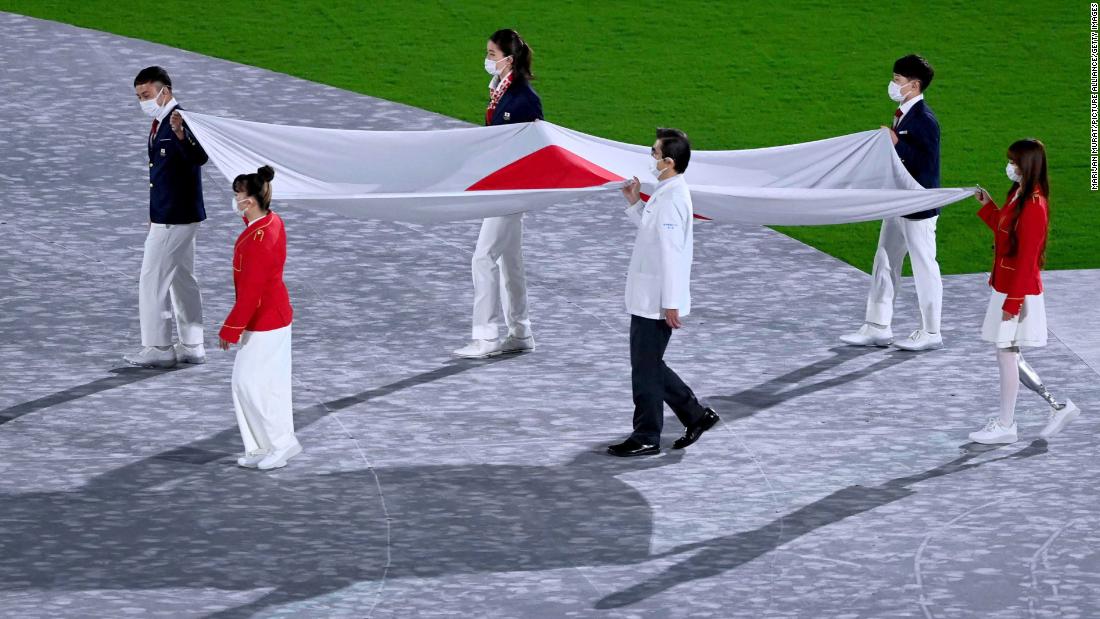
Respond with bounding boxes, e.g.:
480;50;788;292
1;12;1098;619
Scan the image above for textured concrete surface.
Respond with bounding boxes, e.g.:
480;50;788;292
1036;269;1100;375
1;12;1098;619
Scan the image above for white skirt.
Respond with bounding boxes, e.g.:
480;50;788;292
981;289;1047;348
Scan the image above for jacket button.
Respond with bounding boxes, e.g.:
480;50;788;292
149;163;153;167
149;183;154;187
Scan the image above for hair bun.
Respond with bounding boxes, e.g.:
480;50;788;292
257;165;275;182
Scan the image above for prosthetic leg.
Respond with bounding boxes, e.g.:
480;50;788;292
1016;350;1081;438
1017;353;1068;410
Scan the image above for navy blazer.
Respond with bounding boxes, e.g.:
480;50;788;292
488;78;543;126
893;99;941;220
148;105;208;225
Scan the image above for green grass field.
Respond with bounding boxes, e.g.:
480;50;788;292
4;0;1096;274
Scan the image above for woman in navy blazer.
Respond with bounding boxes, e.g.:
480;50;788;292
454;29;544;359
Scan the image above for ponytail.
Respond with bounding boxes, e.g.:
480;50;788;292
489;28;534;81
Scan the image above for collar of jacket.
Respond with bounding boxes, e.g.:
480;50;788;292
651;173;685;197
235;213;275;249
895;98;925;129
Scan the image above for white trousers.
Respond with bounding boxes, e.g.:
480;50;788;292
471;213;531;340
139;222;204;347
864;215;943;333
232;325;296;454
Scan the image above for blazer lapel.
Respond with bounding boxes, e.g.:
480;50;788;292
149;104;180;158
148;119;159;158
895;100;923;133
491;93;507;125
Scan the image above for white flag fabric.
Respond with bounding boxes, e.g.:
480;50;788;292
180;111;976;225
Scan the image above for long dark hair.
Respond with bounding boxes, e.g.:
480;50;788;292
489;29;534;81
232;165;275;211
1005;139;1049;265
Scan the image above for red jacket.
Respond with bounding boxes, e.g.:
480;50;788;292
977;189;1048;316
219;212;293;343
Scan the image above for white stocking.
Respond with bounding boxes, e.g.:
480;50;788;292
997;348;1019;427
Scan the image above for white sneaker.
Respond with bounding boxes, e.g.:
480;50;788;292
453;339;503;359
969;417;1018;444
1039;399;1080;439
123;346;177;368
501;334;536;354
175;342;207;364
893;329;944;351
257;441;302;470
237;450;268;468
839;324;894;347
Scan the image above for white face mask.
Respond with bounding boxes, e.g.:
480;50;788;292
888;80;908;103
649;157;666;179
232;197;250;217
484;56;511;76
140;87;166;118
1006;162;1022;183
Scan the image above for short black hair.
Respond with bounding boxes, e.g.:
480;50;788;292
656;128;691;174
134;66;172;89
892;55;934;92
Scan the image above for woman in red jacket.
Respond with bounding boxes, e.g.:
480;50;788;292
968;139;1079;444
219;165;300;469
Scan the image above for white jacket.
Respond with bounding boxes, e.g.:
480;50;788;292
624;174;693;319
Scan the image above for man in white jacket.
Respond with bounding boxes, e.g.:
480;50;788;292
608;128;720;458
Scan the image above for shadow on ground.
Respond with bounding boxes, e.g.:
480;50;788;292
0;354;1045;617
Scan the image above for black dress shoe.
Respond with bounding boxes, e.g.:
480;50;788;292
607;438;660;457
673;408;720;449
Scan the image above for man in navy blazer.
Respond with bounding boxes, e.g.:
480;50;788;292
842;54;945;352
124;66;209;368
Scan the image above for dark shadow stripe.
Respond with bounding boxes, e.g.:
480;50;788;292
0;366;183;425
